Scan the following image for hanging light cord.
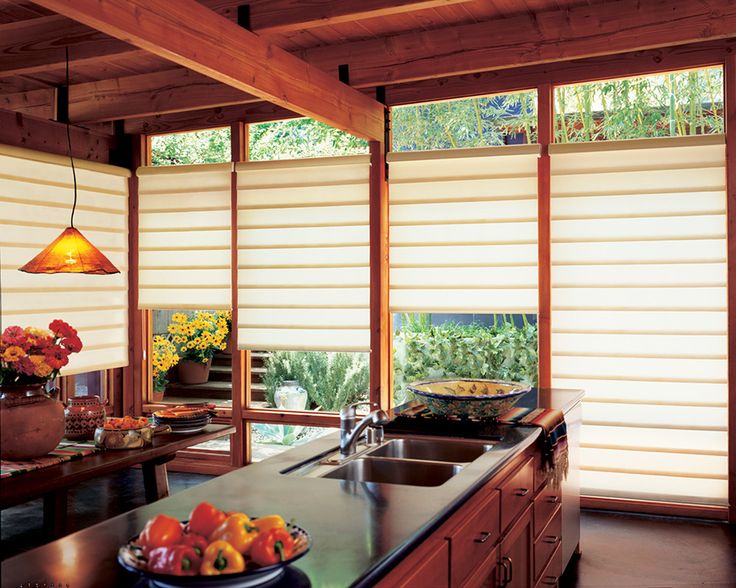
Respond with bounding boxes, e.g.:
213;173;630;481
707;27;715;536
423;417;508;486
65;46;77;229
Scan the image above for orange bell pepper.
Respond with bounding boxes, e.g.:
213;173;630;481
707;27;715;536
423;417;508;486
138;514;183;549
250;527;295;567
252;514;285;534
188;501;227;537
209;513;259;555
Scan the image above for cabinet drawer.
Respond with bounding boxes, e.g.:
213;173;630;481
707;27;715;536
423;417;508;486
534;543;562;588
448;489;501;587
533;505;562;581
498;457;534;532
533;483;561;538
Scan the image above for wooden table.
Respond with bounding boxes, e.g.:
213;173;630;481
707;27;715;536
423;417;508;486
0;424;235;538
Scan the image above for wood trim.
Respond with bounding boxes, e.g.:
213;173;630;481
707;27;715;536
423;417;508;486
300;0;736;89
581;496;729;521
34;0;385;141
242;408;340;428
369;138;391;411
725;53;736;525
537;84;552;390
154;450;237;476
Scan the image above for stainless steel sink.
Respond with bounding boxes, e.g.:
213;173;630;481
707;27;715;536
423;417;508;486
321;456;463;487
367;437;494;463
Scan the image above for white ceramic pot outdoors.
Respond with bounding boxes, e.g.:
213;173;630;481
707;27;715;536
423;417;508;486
274;380;308;411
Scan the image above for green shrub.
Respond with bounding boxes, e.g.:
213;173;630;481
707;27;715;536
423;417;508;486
393;316;538;405
262;351;369;412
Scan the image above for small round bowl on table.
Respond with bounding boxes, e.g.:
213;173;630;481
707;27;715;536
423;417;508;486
407;379;532;420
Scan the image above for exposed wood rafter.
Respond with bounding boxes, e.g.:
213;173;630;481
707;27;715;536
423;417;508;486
30;0;385;140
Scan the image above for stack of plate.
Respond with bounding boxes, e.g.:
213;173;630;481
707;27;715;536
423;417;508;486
152;406;213;434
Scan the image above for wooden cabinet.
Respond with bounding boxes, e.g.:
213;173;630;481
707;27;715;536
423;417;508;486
377;432;579;588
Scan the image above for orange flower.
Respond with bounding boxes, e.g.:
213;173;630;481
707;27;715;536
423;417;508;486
2;346;25;363
33;361;53;378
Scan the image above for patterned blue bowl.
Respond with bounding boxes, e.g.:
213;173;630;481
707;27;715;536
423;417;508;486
407;379;532;420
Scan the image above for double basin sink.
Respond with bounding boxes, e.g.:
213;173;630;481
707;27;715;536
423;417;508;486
287;437;496;487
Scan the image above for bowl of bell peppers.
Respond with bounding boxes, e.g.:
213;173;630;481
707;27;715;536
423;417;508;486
117;501;311;586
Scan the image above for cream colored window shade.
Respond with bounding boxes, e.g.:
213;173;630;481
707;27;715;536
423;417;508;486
388;145;540;313
236;155;370;352
550;135;728;506
138;163;232;310
0;144;129;375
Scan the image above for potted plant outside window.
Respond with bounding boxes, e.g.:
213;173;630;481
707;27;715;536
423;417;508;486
167;312;229;385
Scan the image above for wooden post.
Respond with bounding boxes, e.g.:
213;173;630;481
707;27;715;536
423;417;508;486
537;83;553;390
230;121;249;466
369;138;391;411
725;54;736;524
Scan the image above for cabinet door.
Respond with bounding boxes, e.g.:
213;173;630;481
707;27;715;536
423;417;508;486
498;505;533;588
376;538;449;588
461;545;501;588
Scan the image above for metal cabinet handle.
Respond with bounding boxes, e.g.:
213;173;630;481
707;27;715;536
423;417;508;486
502;556;513;584
546;495;560;504
499;559;510;587
474;530;492;544
542;575;559;586
543;535;561;544
515;488;529;496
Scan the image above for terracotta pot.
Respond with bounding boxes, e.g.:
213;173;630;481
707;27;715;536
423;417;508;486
64;395;106;440
178;358;212;385
0;383;65;460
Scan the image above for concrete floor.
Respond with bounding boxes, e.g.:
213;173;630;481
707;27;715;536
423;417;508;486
2;470;735;587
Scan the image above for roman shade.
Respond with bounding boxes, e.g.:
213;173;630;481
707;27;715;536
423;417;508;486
0;144;129;375
550;135;728;505
388;145;540;313
137;163;233;310
236;155;371;351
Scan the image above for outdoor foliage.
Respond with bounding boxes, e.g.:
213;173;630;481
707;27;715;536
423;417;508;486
393;316;538;405
150;128;231;166
152;335;179;392
262;351;369;411
392;91;538;151
555;67;724;142
249;119;368;160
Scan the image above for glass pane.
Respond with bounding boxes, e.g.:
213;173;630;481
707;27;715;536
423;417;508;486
248;118;368;160
392;313;538;407
392;90;538;152
250;423;338;463
150;127;231;166
554;66;724;143
152;309;232;407
73;371;105;401
251;351;369;412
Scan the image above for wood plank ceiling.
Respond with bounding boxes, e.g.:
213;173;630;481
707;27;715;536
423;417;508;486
0;0;733;135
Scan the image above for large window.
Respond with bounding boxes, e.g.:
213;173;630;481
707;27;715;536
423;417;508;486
249;118;367;160
150;127;231;166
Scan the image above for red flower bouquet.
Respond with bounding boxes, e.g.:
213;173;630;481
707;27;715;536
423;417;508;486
0;320;83;385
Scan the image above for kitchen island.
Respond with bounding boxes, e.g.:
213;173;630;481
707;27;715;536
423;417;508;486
0;388;582;588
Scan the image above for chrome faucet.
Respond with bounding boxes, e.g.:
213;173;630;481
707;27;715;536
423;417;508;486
339;401;390;458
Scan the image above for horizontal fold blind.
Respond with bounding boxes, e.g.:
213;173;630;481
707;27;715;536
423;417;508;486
550;135;728;505
388;145;540;313
236;155;370;351
0;144;129;375
138;163;232;310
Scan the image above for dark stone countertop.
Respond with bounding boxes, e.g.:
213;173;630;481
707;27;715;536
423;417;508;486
0;388;583;588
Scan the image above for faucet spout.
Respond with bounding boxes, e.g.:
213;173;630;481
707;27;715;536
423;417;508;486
339;407;389;458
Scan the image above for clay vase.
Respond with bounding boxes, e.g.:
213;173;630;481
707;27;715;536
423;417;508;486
178;358;212;385
64;395;106;440
0;383;65;460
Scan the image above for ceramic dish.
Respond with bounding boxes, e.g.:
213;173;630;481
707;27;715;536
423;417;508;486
94;424;172;449
407;379;531;419
118;521;311;587
153;414;212;434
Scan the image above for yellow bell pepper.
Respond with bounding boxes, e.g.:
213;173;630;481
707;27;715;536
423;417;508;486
253;514;286;534
209;513;259;555
200;540;245;575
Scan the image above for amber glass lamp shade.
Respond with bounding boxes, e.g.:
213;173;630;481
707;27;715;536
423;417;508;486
18;226;120;275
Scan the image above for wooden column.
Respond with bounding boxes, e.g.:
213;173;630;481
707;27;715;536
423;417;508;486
725;54;736;524
124;134;147;416
230;121;249;466
537;84;553;390
369;138;391;410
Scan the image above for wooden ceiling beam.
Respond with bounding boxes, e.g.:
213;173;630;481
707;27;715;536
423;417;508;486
300;0;736;87
31;0;385;140
247;0;477;35
0;86;56;118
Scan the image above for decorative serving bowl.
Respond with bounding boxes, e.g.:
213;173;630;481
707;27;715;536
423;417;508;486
407;379;532;419
94;424;171;450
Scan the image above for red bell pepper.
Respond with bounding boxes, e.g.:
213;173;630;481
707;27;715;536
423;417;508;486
179;531;209;557
250;527;295;567
138;514;183;549
147;545;201;576
188;501;227;538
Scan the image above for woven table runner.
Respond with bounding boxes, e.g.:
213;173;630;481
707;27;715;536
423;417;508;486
0;440;100;479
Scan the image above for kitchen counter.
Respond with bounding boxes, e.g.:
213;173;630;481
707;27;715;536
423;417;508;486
0;388;583;588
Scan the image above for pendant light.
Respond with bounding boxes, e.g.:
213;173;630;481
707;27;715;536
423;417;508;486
19;48;120;275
